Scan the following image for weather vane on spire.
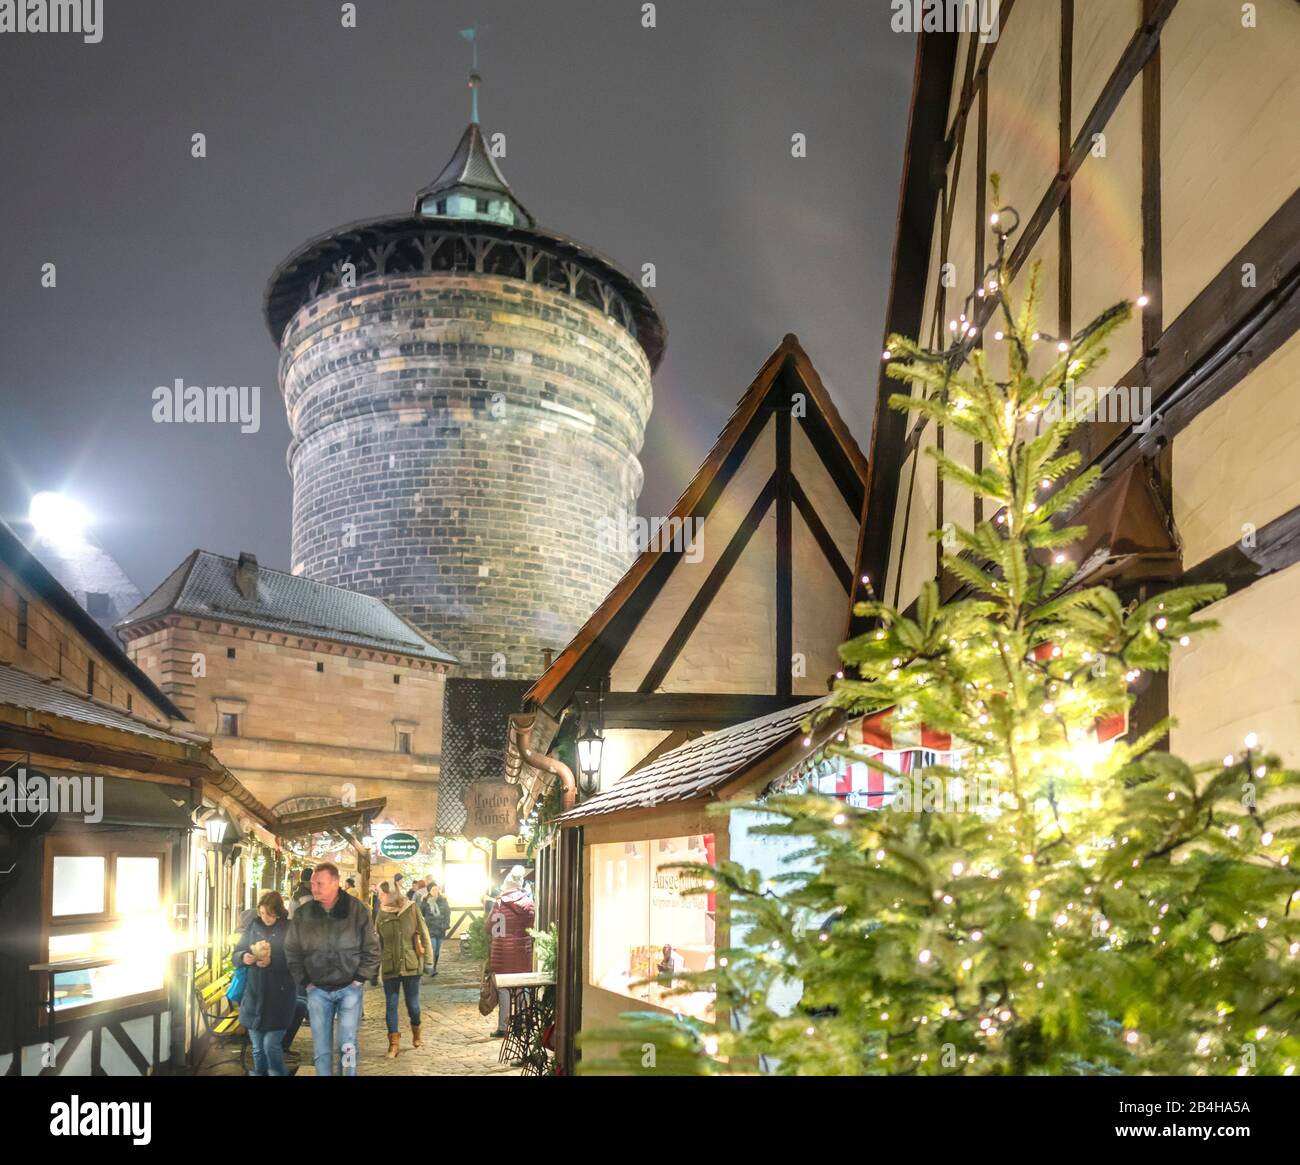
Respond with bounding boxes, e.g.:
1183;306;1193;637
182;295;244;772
460;26;481;124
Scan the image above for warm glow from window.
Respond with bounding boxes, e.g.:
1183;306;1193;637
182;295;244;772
590;834;715;1019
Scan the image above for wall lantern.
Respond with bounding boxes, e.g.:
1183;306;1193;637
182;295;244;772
576;722;604;798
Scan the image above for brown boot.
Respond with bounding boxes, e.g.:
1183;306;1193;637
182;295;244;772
386;1032;401;1058
411;1024;423;1048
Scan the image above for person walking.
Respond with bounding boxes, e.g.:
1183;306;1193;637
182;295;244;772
287;869;313;918
374;880;432;1057
233;891;297;1076
486;865;534;1038
285;862;380;1076
421;881;450;976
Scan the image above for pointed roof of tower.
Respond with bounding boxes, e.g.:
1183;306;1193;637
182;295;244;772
414;122;536;228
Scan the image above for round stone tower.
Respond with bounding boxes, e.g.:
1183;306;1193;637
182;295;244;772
264;111;665;679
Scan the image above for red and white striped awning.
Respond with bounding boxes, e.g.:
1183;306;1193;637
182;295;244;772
849;706;1127;753
822;706;1128;809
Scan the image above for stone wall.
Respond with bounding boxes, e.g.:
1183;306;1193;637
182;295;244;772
279;271;653;679
124;618;446;836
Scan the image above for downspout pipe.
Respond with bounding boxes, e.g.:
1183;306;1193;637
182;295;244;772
509;711;577;813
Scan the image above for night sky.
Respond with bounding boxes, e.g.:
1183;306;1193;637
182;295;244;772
0;0;913;595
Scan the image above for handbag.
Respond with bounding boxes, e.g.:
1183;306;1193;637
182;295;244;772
478;968;498;1017
226;963;247;1004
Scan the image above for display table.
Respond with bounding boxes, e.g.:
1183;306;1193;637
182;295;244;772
494;972;555;1075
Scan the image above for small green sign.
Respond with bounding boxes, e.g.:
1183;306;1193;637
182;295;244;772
379;832;420;860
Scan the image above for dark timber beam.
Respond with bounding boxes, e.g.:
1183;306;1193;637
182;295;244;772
792;477;852;592
776;407;793;699
851;30;960;638
1180;505;1300;599
603;692;814;732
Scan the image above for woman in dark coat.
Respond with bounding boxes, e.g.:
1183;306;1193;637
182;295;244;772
486;866;534;1037
233;890;297;1076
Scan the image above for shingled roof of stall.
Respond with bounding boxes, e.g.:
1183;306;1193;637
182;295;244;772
557;698;840;825
118;549;456;664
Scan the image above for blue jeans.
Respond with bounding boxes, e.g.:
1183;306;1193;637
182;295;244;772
428;936;443;969
306;983;364;1076
247;1027;287;1076
383;974;421;1033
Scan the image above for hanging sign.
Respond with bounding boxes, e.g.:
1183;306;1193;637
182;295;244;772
463;781;519;840
378;832;420;860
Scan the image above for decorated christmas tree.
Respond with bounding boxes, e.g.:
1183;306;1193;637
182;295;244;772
583;190;1300;1076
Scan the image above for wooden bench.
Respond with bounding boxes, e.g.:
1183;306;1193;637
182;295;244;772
196;967;244;1045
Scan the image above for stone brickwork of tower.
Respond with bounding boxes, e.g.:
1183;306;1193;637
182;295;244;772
266;120;665;679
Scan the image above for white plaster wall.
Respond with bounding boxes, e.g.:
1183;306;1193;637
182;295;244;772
1071;0;1140;139
610;419;775;691
1170;561;1300;768
987;0;1061;230
1173;330;1300;568
663;510;777;693
1160;0;1300;322
1070;80;1143;394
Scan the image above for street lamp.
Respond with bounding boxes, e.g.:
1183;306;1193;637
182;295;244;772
204;813;229;844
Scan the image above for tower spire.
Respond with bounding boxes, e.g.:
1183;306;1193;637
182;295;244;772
460;26;480;124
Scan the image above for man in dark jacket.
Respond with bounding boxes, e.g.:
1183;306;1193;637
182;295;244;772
285;861;381;1076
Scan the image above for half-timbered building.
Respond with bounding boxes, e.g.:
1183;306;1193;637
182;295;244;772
0;520;279;1076
857;1;1300;764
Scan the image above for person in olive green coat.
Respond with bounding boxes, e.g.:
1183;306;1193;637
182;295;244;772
375;881;433;1057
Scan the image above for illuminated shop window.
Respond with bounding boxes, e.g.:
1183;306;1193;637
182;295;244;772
589;834;715;1020
45;847;169;1012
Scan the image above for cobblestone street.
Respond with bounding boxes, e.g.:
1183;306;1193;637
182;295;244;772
198;950;520;1078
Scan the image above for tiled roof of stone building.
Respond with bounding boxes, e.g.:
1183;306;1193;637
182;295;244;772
118;550;456;664
0;662;184;742
558;697;827;823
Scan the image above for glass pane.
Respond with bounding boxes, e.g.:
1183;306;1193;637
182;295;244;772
115;856;161;914
589;840;650;1002
47;924;166;1010
589;835;716;1019
52;855;105;916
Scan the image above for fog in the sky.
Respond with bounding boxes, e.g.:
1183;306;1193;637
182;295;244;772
0;0;913;596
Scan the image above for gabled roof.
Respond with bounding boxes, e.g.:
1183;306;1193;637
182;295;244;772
558;697;827;824
413;121;536;228
118;550;456;664
0;519;182;721
526;335;869;718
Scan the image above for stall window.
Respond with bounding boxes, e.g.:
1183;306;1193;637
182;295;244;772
44;841;169;1014
589;834;715;1019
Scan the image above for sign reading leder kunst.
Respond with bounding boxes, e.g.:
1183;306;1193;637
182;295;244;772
462;781;519;840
